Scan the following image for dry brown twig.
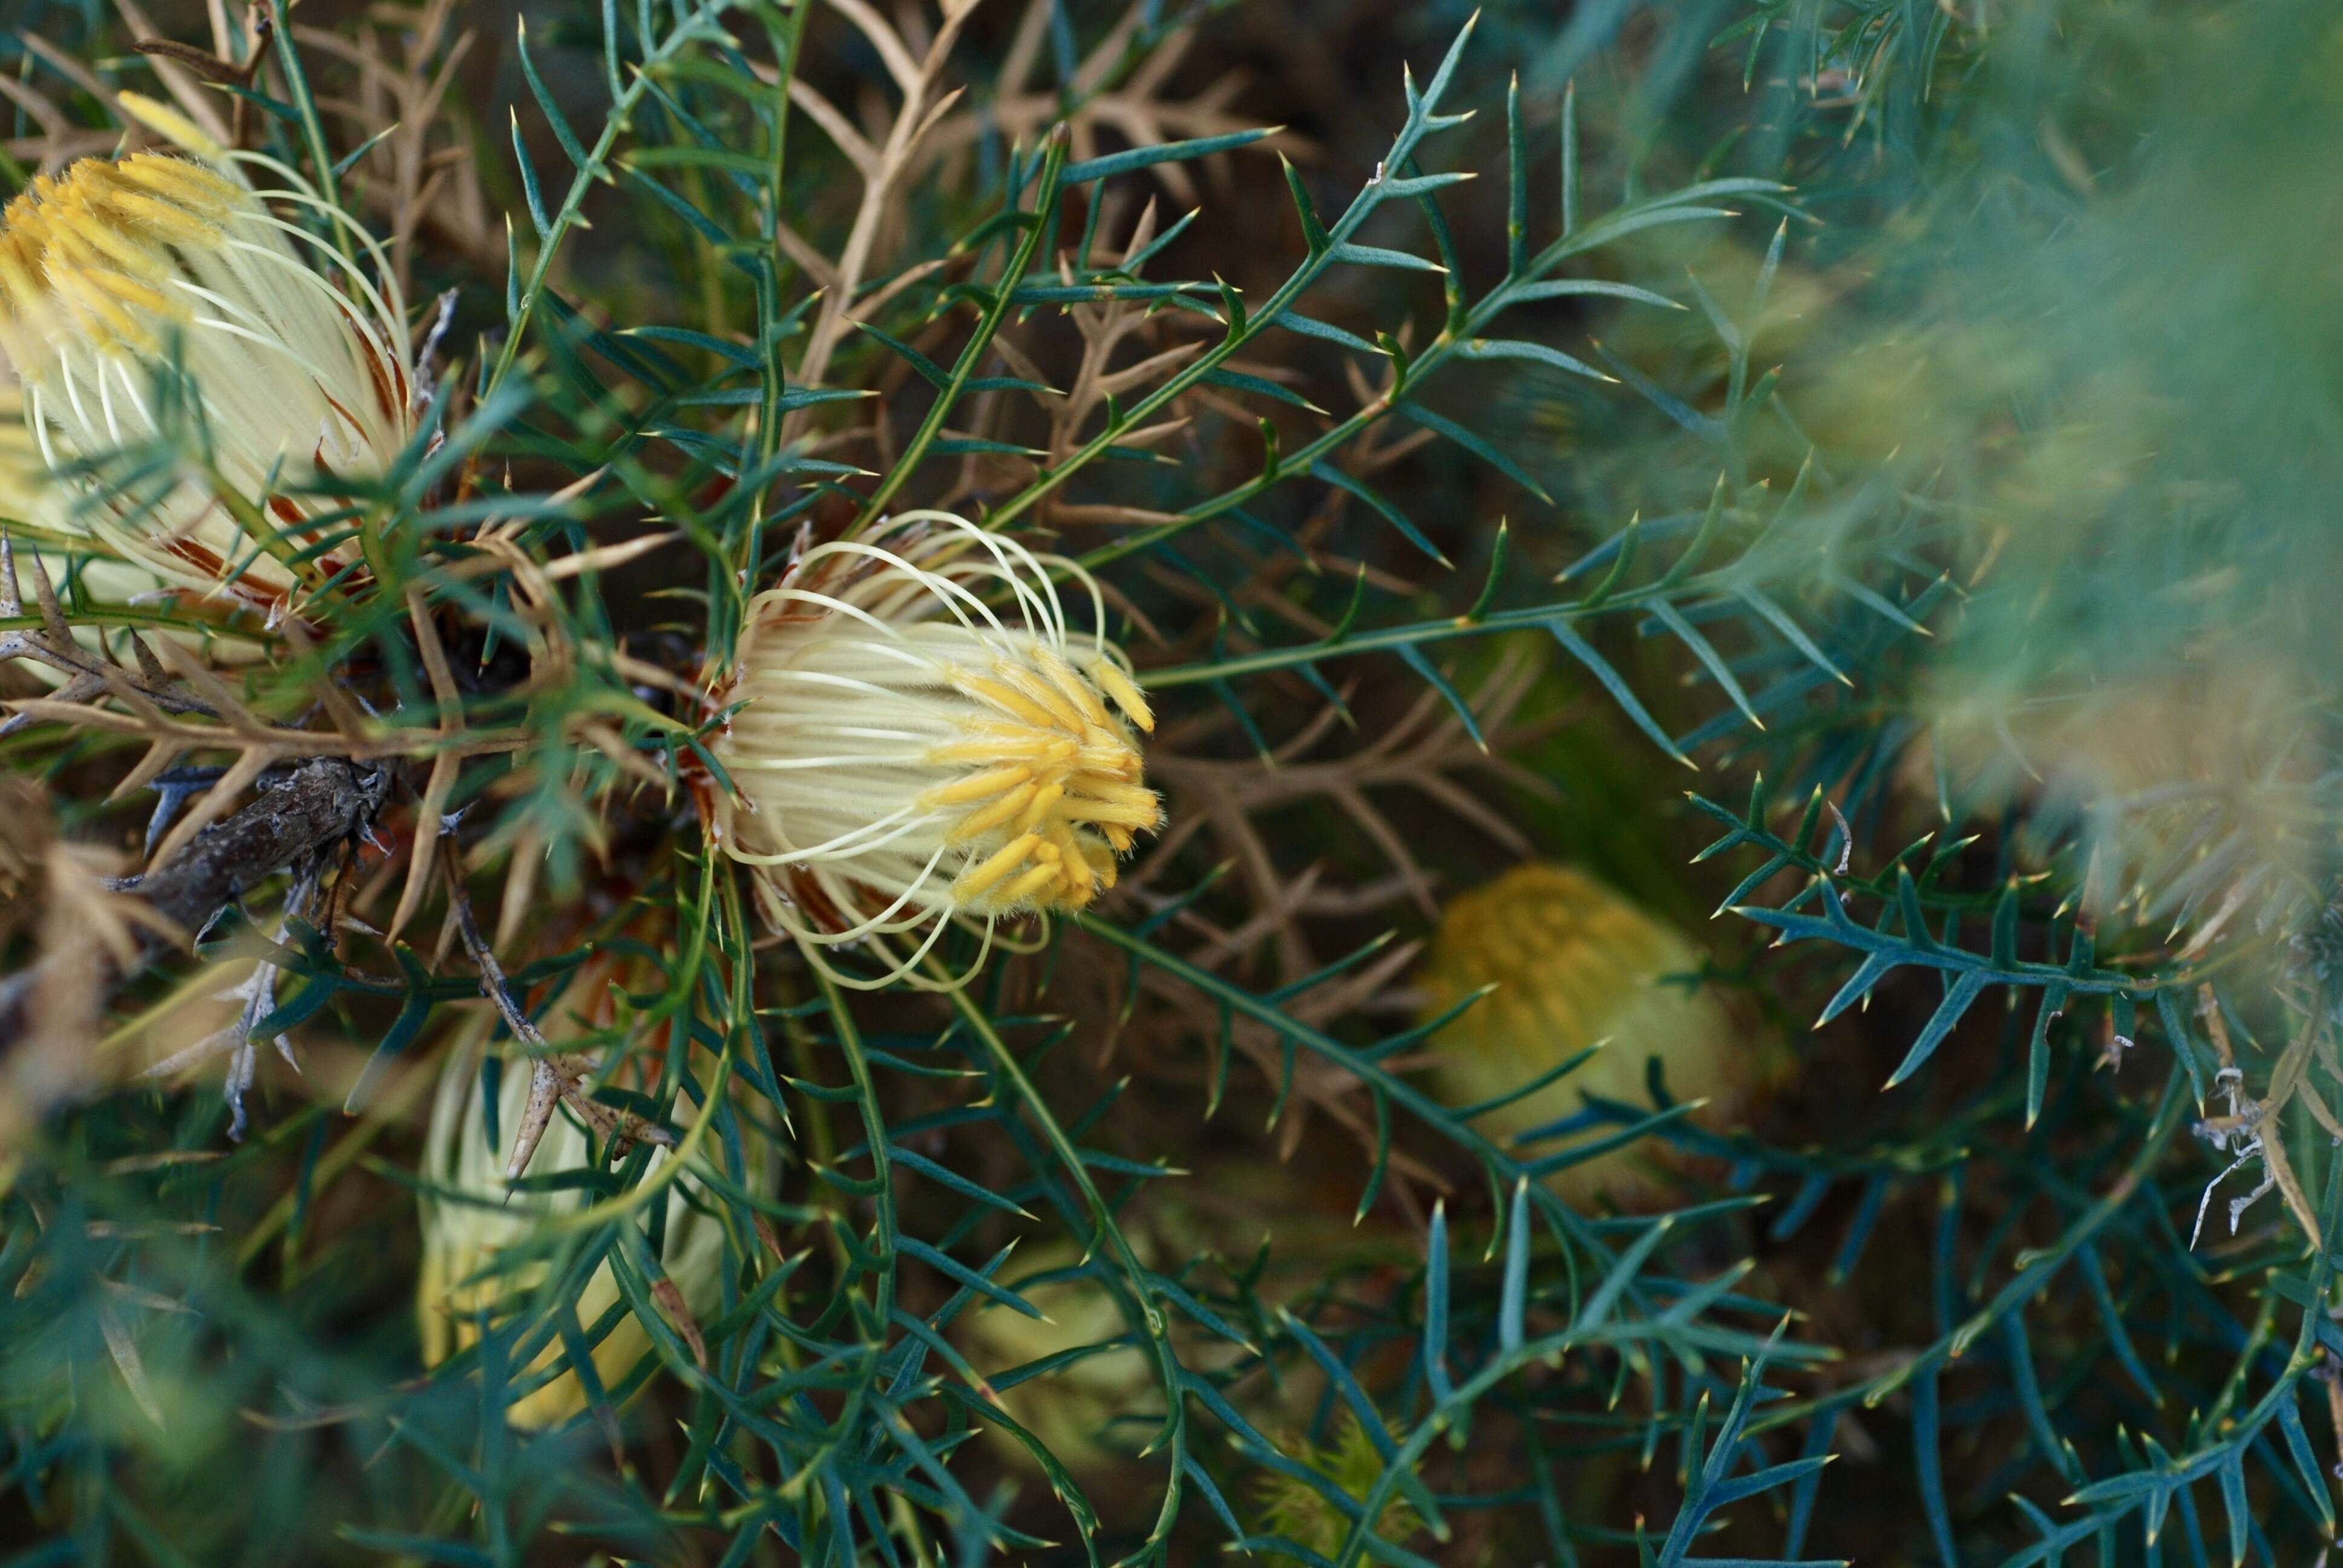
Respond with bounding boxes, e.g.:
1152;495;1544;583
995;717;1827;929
0;466;684;1133
1086;919;1444;1214
2190;981;2328;1249
0;538;215;741
289;0;493;290
0;67;115;173
0;756;391;1142
928;0;1290;209
1138;645;1561;979
772;0;987;439
439;857;675;1180
765;0;1296;468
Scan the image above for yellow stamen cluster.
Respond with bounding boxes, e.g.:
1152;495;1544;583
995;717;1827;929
922;649;1158;912
1253;1413;1425;1559
0;155;240;359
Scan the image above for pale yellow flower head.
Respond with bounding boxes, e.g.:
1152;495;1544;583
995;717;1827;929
709;511;1161;990
1417;863;1760;1199
958;1239;1159;1476
0;99;413;616
417;964;773;1428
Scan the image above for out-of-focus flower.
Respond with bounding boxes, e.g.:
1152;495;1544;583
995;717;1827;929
708;511;1160;990
1415;862;1757;1198
958;1240;1161;1475
0;95;413;618
416;964;771;1429
1251;1412;1423;1561
958;1167;1403;1483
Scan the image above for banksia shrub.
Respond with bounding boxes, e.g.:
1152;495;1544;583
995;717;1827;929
1;2;2338;1566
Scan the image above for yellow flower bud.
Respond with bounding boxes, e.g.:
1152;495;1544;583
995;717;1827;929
1417;863;1758;1198
1251;1413;1423;1561
957;1168;1409;1484
957;1240;1160;1476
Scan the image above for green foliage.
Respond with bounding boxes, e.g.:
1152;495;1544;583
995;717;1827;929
4;0;2343;1564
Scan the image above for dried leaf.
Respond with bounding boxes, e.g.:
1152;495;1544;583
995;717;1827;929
127;38;243;85
97;1301;166;1427
649;1277;708;1372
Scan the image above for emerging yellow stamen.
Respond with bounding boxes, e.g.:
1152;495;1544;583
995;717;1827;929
1038;648;1111;726
950;781;1042;840
922;763;1032;806
1090;660;1156;731
913;652;1156;915
956;832;1045;901
949;667;1064;730
1001;861;1064;904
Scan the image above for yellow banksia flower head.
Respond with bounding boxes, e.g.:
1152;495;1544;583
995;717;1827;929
0;96;414;618
959;1239;1160;1476
709;511;1161;990
1417;863;1755;1199
417;964;769;1429
1251;1412;1424;1561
